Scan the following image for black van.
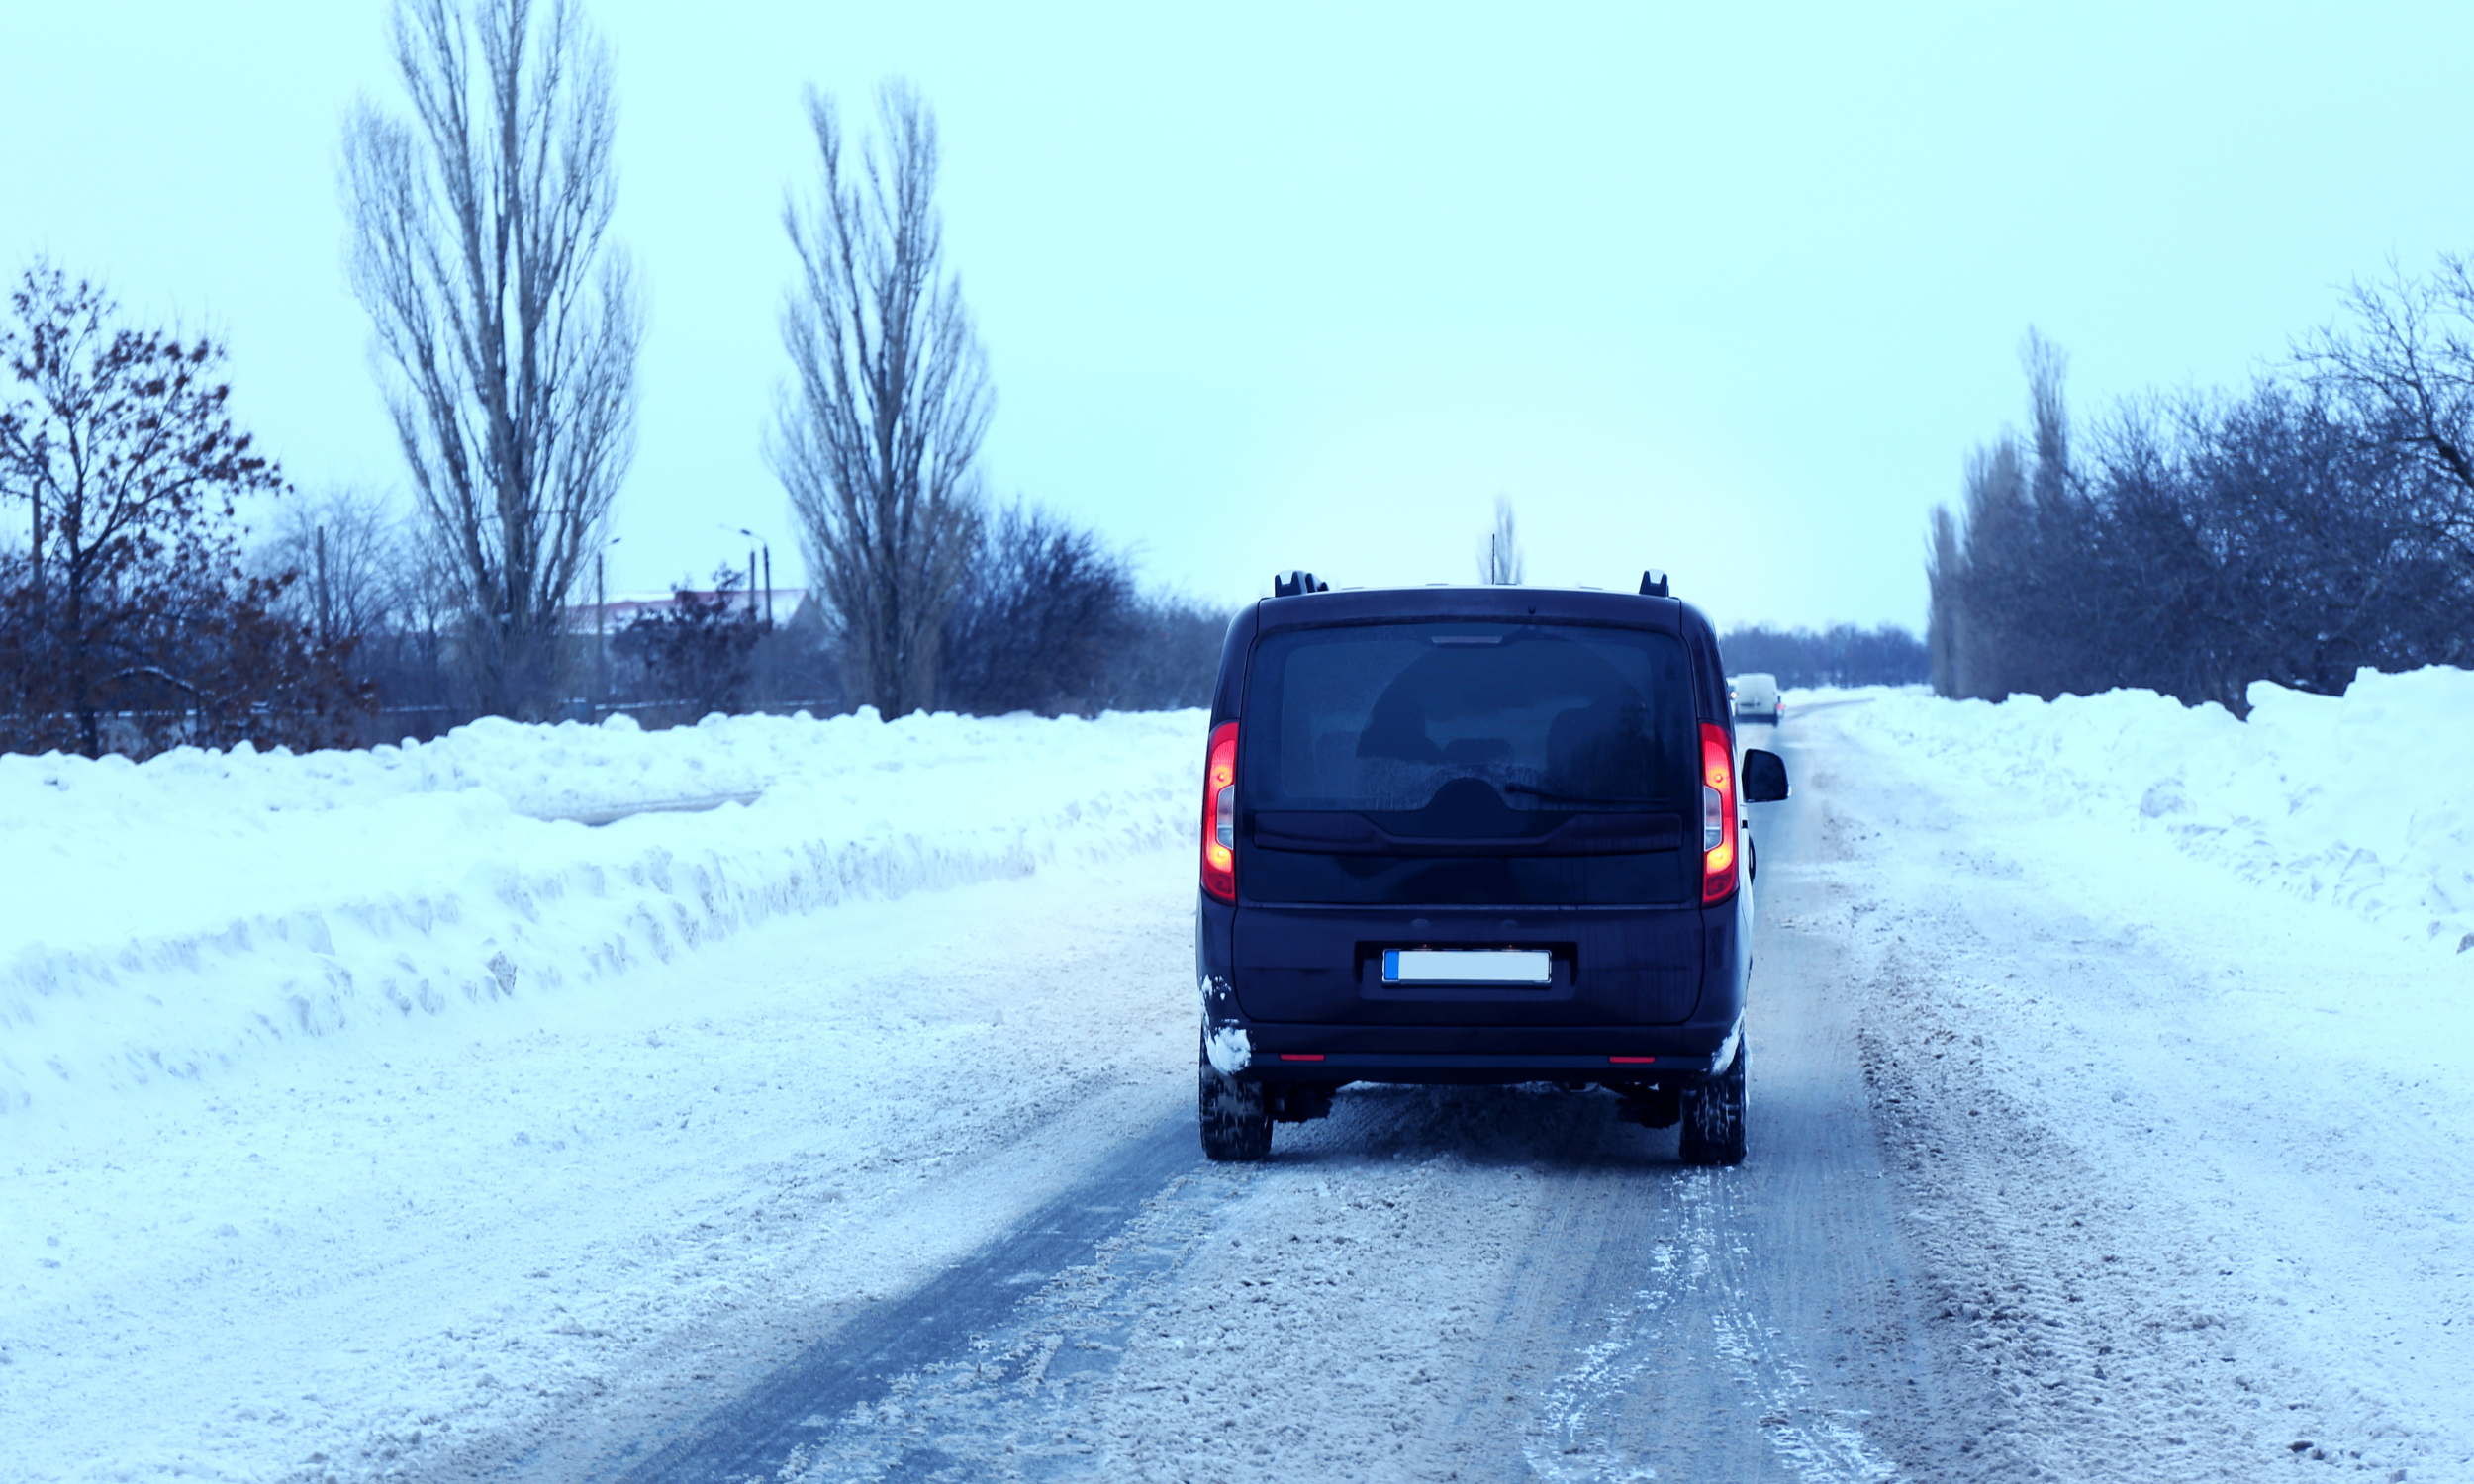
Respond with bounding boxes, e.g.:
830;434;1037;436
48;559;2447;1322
1194;572;1788;1165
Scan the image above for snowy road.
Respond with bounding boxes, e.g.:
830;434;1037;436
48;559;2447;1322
9;694;2470;1482
560;702;2472;1484
588;709;1947;1484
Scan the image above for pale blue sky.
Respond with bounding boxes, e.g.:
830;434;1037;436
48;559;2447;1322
7;2;2473;629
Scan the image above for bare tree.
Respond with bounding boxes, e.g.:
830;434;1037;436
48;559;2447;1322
259;485;406;648
1934;330;2092;704
342;0;640;721
2025;329;2072;510
773;82;990;718
1925;504;1963;696
1475;494;1525;584
0;265;362;756
1929;310;2472;714
245;483;499;740
1930;434;2026;701
2301;256;2474;569
355;520;471;736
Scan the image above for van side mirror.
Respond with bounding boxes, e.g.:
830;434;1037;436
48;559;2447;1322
1741;748;1789;803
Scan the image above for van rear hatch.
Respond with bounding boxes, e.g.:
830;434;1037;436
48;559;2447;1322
1232;617;1703;1027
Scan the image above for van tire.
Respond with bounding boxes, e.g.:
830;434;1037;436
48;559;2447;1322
1199;1045;1273;1162
1679;1043;1747;1166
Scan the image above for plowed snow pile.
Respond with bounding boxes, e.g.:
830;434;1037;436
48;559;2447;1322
3;709;1209;1484
0;708;1203;1124
1830;667;2474;956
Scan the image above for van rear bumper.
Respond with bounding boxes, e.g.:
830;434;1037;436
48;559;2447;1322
1223;1018;1741;1084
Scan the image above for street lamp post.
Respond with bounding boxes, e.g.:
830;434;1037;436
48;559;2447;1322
596;536;621;715
737;528;774;626
730;526;778;713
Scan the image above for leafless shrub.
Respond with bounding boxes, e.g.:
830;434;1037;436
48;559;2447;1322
611;570;768;720
1094;591;1238;712
938;501;1132;715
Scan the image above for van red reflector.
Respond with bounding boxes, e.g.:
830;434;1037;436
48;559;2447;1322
1608;1056;1658;1065
1280;1053;1325;1062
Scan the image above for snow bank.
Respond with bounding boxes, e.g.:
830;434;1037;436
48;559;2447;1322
1812;667;2474;955
0;708;1206;1122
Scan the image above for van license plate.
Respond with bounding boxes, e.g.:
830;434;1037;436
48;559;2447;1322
1382;949;1553;985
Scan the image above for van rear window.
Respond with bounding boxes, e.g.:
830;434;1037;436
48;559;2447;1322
1243;621;1695;816
1239;621;1698;905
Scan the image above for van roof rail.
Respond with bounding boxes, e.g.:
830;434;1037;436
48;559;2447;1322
1639;569;1670;597
1273;571;1329;597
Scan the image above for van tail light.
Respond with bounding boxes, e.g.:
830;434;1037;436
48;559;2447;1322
1700;721;1737;904
1201;721;1239;902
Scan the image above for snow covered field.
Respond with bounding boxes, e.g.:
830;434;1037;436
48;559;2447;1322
4;675;2472;1481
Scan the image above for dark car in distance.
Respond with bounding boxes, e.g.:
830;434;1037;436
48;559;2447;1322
1194;571;1789;1164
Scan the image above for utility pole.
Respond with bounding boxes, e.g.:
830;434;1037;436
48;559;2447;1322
595;548;608;715
736;527;774;625
315;525;331;644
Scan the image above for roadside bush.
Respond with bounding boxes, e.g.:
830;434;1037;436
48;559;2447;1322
612;571;769;720
1094;592;1236;711
938;501;1134;715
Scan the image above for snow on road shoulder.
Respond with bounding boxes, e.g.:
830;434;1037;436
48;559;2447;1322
1809;668;2474;957
0;708;1206;1126
1793;679;2474;1480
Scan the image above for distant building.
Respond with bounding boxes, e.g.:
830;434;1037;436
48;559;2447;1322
565;589;808;631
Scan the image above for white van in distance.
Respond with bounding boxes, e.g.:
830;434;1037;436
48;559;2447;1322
1731;672;1781;724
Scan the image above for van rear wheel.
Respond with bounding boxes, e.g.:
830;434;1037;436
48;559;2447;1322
1678;1042;1747;1166
1199;1040;1272;1162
